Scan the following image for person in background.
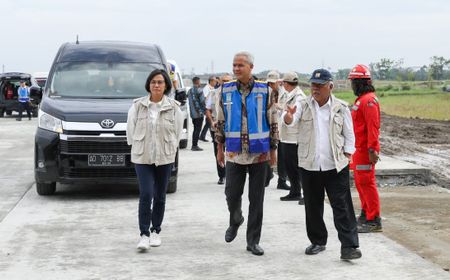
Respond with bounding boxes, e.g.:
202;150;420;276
127;69;183;251
266;70;290;190
348;64;382;233
188;77;206;151
278;71;306;204
216;51;279;256
16;81;32;121
283;69;361;260
206;73;233;185
200;76;217;142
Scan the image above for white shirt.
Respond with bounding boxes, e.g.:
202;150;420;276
203;84;214;99
148;99;162;163
283;95;355;171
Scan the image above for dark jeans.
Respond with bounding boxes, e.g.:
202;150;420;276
18;102;32;120
277;142;288;184
210;130;225;179
300;166;359;249
282;143;302;197
225;161;267;246
200;116;210;140
135;163;172;236
191;117;203;147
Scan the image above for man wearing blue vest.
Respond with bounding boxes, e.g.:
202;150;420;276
16;81;32;121
215;51;279;256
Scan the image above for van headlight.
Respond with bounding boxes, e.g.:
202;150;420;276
38;109;63;133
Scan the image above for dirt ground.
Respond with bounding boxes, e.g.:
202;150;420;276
355;113;450;272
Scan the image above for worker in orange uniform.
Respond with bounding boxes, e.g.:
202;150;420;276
348;64;382;233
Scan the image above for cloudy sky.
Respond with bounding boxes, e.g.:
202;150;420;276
1;0;449;75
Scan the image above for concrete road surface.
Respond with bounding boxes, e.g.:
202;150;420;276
0;116;449;280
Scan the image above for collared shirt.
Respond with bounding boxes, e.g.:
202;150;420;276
215;78;279;165
283;95;355;171
203;84;215;99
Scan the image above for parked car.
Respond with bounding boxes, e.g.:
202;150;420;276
35;41;186;195
168;59;189;149
442;85;450;92
0;72;42;117
32;71;49;88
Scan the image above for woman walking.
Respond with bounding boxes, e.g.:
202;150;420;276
127;69;183;251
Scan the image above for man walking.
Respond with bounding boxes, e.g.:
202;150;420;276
200;76;217;142
206;74;232;185
348;64;382;233
283;69;361;260
216;51;278;256
278;72;306;203
16;81;32;121
188;77;205;151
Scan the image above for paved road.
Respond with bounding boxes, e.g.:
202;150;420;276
0;116;448;279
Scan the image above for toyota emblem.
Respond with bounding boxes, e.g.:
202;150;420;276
100;119;115;129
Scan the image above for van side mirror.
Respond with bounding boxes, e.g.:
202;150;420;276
175;88;187;105
30;86;43;104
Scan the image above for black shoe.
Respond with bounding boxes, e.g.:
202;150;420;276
357;210;367;226
305;244;326;255
29;117;32;120
16;118;22;121
217;177;225;185
225;217;244;243
199;138;209;142
340;247;362;260
276;182;290;190
246;244;264;256
298;197;305;205
358;217;383;233
280;194;301;201
191;146;203;151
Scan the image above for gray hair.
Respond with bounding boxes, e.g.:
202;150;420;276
234;51;254;65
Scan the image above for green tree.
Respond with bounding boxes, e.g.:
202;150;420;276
428;56;449;80
373;58;395;80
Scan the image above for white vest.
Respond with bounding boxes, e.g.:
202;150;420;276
279;86;306;143
297;95;349;172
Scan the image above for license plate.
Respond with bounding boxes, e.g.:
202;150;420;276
88;154;125;167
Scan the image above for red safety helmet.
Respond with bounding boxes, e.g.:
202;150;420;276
348;64;371;79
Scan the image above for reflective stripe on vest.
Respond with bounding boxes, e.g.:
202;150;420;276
355;164;372;170
222;81;270;153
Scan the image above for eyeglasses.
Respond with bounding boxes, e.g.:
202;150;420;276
150;80;165;86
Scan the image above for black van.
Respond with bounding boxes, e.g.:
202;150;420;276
0;72;42;117
35;41;183;195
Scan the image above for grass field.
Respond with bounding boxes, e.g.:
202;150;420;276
298;80;450;121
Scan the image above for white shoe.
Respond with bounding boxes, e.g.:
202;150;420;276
150;233;161;247
137;235;150;250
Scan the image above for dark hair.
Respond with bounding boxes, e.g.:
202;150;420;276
192;77;200;83
145;69;172;95
351;78;375;96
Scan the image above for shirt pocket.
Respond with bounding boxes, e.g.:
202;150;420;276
333;115;344;133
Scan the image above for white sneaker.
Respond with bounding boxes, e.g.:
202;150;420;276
150;233;161;247
137;235;150;250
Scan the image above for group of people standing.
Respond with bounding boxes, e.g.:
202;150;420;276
126;52;381;261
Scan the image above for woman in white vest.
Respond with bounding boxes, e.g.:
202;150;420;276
283;69;361;260
127;69;183;251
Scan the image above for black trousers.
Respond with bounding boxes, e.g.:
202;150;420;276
191;117;203;147
282;143;302;197
18;102;32;120
200;116;210;140
210;130;225;179
300;166;359;249
277;142;288;184
225;161;267;246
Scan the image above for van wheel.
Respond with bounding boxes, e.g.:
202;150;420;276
36;182;56;195
167;178;177;193
0;109;4;117
179;139;188;149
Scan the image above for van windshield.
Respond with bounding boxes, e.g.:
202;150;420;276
49;62;160;98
